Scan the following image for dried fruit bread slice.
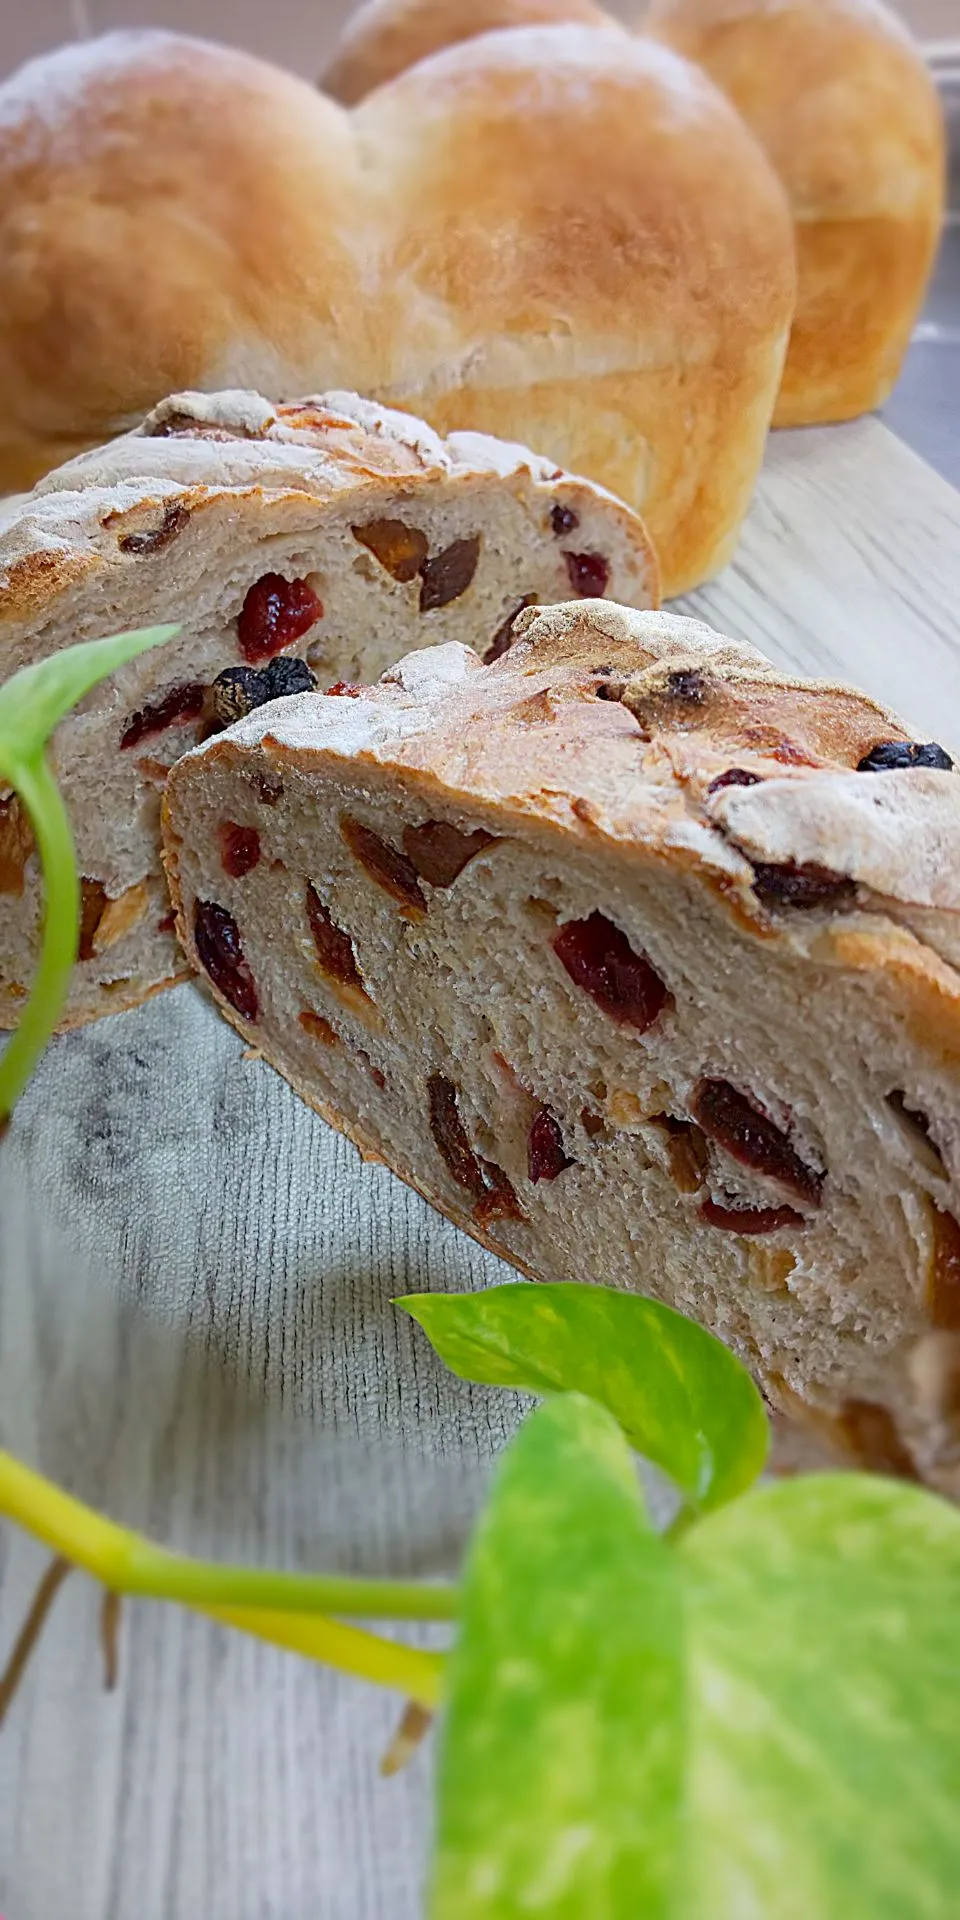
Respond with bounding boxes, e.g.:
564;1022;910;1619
162;601;960;1494
0;388;656;1029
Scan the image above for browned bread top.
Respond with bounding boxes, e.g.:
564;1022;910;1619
322;0;610;104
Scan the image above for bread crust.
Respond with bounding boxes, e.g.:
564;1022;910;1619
0;26;794;595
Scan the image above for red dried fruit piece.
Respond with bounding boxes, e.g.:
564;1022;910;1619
237;574;323;664
78;880;108;961
550;504;579;537
193;900;259;1022
305;883;364;989
352;518;428;583
690;1078;823;1207
751;861;855;910
928;1204;960;1330
299;1009;338;1045
484;594;538;665
699;1197;804;1235
706;768;763;796
528;1108;574;1183
219;823;261;879
475;1161;524;1225
326;682;363;698
553;912;669;1032
402;820;494;888
157;909;177;934
419;536;481;612
341;815;426;916
120;681;205;750
0;794;33;895
428;1074;487;1200
564;551;609;597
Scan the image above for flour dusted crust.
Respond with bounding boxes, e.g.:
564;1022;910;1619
162;601;960;1494
320;0;942;429
0;26;794;594
0;390;656;1029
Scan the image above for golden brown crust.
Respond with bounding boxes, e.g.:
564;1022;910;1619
0;26;794;595
321;0;609;103
644;0;944;424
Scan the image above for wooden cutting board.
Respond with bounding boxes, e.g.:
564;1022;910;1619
2;418;959;1920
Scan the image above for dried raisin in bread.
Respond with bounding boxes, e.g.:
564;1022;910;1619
0;389;656;1030
162;601;960;1495
0;27;794;594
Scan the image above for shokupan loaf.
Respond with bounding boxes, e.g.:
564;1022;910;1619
162;601;960;1496
322;0;943;428
0;389;656;1030
0;26;795;595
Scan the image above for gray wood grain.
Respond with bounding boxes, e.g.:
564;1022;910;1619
1;419;959;1920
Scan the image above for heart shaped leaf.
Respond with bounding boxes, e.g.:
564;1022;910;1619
398;1281;767;1511
432;1392;683;1919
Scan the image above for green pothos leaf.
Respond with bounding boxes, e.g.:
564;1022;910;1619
398;1281;767;1511
432;1393;683;1919
0;625;179;769
434;1403;960;1920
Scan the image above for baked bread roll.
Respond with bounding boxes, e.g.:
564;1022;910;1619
162;602;960;1495
322;0;609;104
645;0;945;425
323;0;943;427
0;26;794;594
0;389;656;1030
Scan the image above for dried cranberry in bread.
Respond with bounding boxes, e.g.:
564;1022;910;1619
0;27;794;594
0;389;656;1031
163;602;960;1495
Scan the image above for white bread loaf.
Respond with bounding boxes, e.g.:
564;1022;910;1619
323;0;943;428
162;602;960;1495
0;390;656;1030
0;26;795;595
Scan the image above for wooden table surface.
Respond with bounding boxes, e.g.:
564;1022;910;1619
2;417;960;1920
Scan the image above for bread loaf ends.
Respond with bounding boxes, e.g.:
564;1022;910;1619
0;26;794;594
162;600;960;1495
0;389;656;1029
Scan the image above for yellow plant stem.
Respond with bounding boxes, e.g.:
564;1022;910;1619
0;1451;446;1706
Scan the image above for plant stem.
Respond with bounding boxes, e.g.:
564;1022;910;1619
0;752;79;1124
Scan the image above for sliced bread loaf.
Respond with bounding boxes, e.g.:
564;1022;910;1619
162;600;960;1493
0;389;656;1028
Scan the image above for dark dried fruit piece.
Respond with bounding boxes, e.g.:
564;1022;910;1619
261;657;317;701
117;502;190;556
352;518;428;583
475;1163;524;1226
257;771;284;806
193;900;259;1021
219;823;261;879
553;912;669;1032
750;861;855;910
484;594;538;665
210;667;265;728
857;740;954;773
299;1009;339;1045
550;503;579;537
0;795;34;895
237;574;323;664
563;551;609;597
340;815;426;916
428;1074;486;1200
690;1078;823;1207
928;1204;960;1330
120;681;205;750
78;880;108;961
581;1108;606;1139
528;1108;574;1183
699;1197;804;1235
706;768;763;796
306;883;364;989
402;820;494;888
835;1399;919;1479
419;536;481;612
